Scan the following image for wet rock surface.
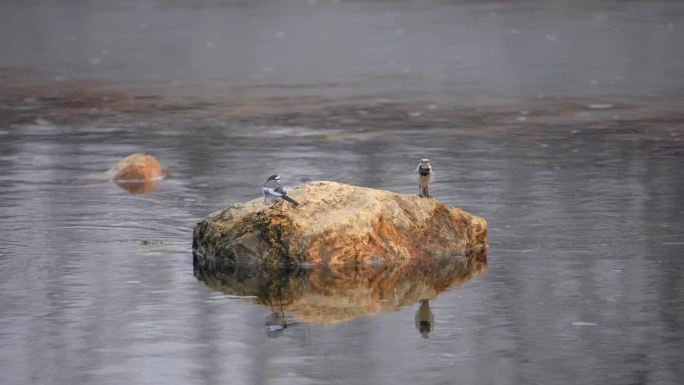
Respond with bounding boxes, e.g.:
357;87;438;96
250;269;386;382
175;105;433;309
110;153;165;182
193;181;487;266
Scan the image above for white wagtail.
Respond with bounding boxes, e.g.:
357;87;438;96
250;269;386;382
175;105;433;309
415;158;435;198
262;175;299;207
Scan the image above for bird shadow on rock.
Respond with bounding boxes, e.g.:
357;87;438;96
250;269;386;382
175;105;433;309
194;247;487;326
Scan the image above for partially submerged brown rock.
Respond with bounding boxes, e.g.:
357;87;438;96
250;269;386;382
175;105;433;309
193;181;487;267
110;153;165;182
194;248;487;324
71;153;165;195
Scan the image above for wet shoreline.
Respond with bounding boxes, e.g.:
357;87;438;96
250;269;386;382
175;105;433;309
2;68;683;146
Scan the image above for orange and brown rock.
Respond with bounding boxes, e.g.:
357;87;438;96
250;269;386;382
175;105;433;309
193;181;487;267
109;153;165;182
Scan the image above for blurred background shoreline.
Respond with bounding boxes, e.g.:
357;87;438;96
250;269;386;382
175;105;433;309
2;0;683;105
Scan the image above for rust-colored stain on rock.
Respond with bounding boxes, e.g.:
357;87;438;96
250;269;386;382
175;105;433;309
193;181;488;267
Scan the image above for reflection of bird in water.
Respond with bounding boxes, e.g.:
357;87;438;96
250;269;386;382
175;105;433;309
415;159;435;198
415;299;435;339
264;310;299;339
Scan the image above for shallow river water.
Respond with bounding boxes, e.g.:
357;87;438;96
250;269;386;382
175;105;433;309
1;1;683;385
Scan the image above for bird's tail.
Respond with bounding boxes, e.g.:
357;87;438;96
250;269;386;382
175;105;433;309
282;195;299;206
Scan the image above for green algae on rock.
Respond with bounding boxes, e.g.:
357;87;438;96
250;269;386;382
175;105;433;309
193;181;487;267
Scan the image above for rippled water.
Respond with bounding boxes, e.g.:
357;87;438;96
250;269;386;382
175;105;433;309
1;1;684;384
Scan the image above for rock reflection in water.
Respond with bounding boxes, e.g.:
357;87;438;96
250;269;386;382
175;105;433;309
113;179;161;195
194;248;487;325
71;177;162;195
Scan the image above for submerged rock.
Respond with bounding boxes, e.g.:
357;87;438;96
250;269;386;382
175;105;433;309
71;153;165;195
194;248;487;324
109;153;165;182
109;153;165;195
193;181;487;266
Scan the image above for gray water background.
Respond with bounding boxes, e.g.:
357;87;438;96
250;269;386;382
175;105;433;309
1;1;683;384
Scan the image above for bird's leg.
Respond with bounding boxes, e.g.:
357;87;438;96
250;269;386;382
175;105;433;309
418;186;423;197
270;201;279;209
424;186;431;198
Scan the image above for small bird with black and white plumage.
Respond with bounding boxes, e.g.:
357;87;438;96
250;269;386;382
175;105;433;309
415;158;435;198
262;174;299;207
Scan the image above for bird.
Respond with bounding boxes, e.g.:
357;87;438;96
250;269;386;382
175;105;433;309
262;175;299;207
415;299;435;339
263;310;302;339
415;158;435;198
264;311;290;339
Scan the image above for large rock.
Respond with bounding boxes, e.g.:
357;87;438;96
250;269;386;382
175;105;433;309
193;181;487;267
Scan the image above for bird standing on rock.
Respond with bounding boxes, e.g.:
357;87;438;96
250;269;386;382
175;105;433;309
415;158;435;198
262;175;299;207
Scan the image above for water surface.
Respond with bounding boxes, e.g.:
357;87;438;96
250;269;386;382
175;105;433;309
1;1;683;384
